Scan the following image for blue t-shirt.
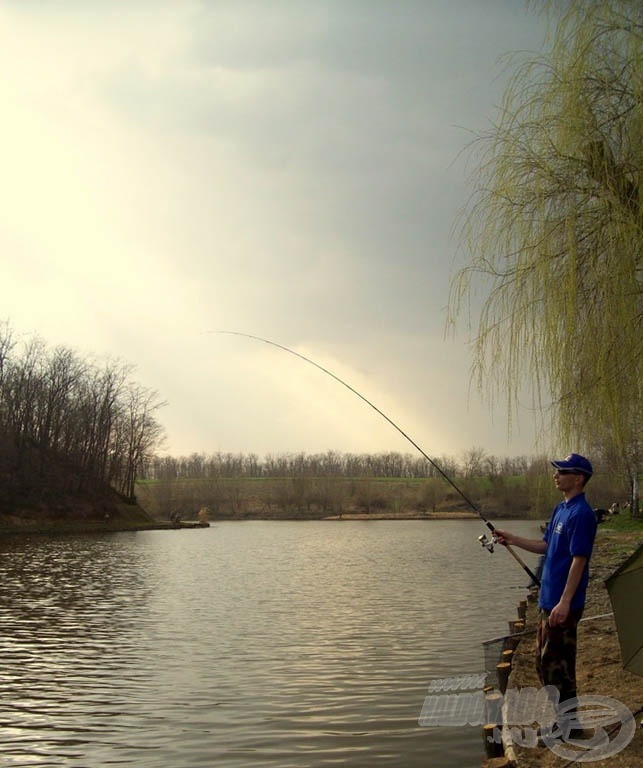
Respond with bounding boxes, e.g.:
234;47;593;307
539;493;597;611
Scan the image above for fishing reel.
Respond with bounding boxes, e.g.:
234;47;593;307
478;532;497;554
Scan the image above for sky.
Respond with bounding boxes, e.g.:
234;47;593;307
0;1;549;461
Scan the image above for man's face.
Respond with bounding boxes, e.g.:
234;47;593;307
553;469;585;495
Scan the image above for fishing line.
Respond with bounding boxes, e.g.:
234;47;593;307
215;330;541;586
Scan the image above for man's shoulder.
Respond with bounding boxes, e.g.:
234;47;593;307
567;494;597;543
567;492;594;516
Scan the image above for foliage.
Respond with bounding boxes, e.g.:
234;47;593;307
449;1;642;479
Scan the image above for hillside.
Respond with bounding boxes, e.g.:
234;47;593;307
0;437;159;534
0;490;158;534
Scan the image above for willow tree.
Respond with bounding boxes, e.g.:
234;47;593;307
449;1;642;508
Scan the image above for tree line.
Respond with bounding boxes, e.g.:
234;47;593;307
138;454;628;522
143;448;543;481
0;322;165;505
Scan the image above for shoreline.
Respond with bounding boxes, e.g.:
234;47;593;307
0;509;512;536
482;526;643;767
0;520;211;536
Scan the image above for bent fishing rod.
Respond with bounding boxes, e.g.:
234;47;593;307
216;330;540;587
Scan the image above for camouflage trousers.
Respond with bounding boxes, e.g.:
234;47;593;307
536;608;583;703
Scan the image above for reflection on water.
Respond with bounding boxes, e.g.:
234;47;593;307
0;520;540;767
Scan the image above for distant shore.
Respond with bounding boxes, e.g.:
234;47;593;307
0;508;521;536
0;514;214;536
322;510;480;521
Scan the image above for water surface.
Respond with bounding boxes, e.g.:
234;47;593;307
0;520;541;767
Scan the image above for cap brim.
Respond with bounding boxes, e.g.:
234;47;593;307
550;460;592;475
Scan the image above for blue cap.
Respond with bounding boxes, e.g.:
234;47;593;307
551;453;593;477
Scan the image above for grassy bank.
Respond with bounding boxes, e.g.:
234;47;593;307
135;471;628;522
135;475;530;521
2;471;634;533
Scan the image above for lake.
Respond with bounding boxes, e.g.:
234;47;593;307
0;519;541;767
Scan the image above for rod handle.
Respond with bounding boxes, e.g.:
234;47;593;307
504;543;541;587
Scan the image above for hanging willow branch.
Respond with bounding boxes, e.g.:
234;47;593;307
449;0;642;461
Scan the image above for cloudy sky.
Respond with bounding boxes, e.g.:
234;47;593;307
1;1;549;461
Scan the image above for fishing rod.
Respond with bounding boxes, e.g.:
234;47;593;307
216;330;541;586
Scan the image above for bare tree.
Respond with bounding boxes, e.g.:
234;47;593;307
461;446;488;478
115;384;166;500
35;347;84;457
0;320;15;389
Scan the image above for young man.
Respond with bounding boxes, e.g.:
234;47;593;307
495;453;597;706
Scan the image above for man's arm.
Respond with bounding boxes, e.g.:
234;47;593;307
495;529;547;555
548;555;587;626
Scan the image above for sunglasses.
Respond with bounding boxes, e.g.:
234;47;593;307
555;469;582;475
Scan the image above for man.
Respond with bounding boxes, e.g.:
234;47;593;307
496;453;597;706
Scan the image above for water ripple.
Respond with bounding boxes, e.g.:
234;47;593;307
0;520;541;767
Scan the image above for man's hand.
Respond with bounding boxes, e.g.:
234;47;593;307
494;529;513;545
548;599;571;626
492;529;547;555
